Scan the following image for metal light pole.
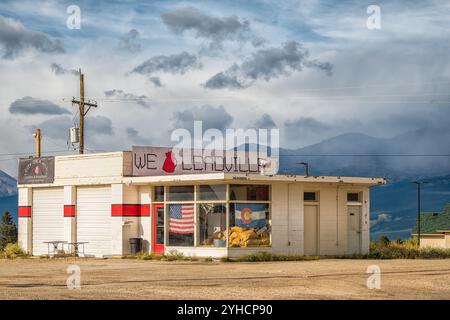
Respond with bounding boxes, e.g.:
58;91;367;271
413;181;428;247
295;162;309;176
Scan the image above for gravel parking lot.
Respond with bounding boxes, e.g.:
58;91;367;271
0;258;449;300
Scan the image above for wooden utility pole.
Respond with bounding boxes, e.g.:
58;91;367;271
72;69;98;154
79;72;85;154
34;128;41;157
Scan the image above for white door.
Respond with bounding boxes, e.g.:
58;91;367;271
77;186;112;258
32;188;64;256
347;206;362;254
304;205;318;255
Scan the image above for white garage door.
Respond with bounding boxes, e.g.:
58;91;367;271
77;186;112;258
32;188;64;256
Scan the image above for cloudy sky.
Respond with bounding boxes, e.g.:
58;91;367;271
0;0;449;176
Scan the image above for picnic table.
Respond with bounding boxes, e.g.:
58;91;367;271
66;242;88;257
43;241;68;256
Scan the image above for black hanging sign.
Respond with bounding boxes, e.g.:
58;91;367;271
18;156;55;184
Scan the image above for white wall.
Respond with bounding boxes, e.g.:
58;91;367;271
271;183;370;256
138;186;152;253
17;187;32;253
271;183;305;254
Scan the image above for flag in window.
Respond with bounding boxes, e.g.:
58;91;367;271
169;204;194;234
235;203;267;229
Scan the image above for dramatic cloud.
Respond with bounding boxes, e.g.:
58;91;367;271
30;115;113;140
50;63;79;76
255;113;276;129
172;105;233;132
119;29;141;53
131;51;201;86
204;41;333;89
9;96;70;115
85;116;114;136
148;77;162;87
0;15;65;59
104;89;151;108
284;116;362;147
161;7;260;50
126;128;151;145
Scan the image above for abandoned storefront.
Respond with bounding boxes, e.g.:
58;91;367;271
17;147;385;258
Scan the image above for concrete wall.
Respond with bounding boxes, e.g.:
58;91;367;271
54;152;126;185
111;184;140;255
17;187;32;254
420;235;446;248
139;186;152;253
271;183;304;254
271;183;369;256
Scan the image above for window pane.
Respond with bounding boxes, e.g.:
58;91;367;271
304;192;317;201
167;185;194;201
168;203;194;246
199;185;226;201
199;204;227;247
347;192;360;202
154;186;164;202
155;206;164;245
229;185;269;201
229;203;270;247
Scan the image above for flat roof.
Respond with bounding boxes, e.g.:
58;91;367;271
124;172;386;186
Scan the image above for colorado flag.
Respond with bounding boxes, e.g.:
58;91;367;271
235;203;267;229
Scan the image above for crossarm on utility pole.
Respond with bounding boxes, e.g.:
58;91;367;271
71;69;98;155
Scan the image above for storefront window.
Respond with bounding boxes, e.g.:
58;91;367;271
154;186;164;202
167;186;194;201
228;203;270;247
199;204;227;247
199;185;226;201
229;185;269;201
167;203;194;246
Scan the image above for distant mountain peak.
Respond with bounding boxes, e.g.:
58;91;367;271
0;170;17;198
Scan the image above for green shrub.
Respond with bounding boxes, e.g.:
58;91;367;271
165;250;185;261
367;241;450;259
379;235;391;247
2;243;26;259
236;252;320;262
202;257;213;262
138;253;154;260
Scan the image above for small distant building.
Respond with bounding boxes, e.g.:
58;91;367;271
412;204;450;248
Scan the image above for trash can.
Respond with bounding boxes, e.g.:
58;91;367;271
129;238;142;255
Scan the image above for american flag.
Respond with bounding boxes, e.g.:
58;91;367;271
169;204;194;234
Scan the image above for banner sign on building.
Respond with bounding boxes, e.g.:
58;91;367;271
18;156;55;184
132;146;277;176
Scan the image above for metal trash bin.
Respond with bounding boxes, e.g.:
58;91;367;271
129;238;142;255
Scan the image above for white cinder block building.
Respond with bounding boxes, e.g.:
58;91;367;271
17;149;385;258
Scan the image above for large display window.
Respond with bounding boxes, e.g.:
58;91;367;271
229;184;269;201
228;203;270;247
167;203;195;246
167;186;194;201
161;184;271;249
199;203;227;247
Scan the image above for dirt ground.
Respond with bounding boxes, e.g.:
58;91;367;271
0;258;449;300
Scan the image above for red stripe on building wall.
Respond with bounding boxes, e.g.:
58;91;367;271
111;204;150;217
140;204;150;216
64;205;76;217
18;206;32;217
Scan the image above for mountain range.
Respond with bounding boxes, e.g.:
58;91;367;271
1;126;449;240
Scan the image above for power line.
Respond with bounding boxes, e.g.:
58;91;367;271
280;154;450;157
0;150;72;157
